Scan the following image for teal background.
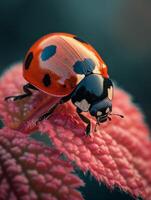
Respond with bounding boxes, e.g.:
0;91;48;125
0;1;150;199
0;0;150;128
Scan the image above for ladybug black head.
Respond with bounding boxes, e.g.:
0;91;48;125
90;98;112;123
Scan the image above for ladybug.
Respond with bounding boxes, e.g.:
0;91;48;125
5;33;123;136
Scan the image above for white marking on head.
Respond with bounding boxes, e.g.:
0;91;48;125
75;99;90;112
106;107;110;113
108;86;113;100
97;111;102;116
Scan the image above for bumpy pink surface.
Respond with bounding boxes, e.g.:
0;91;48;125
39;103;151;199
0;63;151;200
0;63;61;132
0;127;84;200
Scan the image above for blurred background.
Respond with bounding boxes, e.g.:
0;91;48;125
0;0;150;127
0;0;150;199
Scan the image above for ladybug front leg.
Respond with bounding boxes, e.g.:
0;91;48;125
4;83;38;101
36;102;60;124
76;107;91;136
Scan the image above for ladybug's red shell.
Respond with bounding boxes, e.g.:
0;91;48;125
23;33;109;97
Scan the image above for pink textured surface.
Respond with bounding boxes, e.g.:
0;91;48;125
0;127;84;200
38;100;151;199
0;63;61;132
0;63;151;200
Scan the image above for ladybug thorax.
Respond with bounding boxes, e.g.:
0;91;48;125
71;74;113;114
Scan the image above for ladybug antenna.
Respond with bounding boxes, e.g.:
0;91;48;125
110;113;124;118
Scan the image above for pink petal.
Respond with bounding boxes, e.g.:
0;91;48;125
1;63;151;200
0;127;84;200
0;63;61;132
38;92;151;199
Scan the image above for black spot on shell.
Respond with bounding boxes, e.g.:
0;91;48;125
41;45;56;61
74;36;88;44
73;58;95;75
42;74;51;87
24;52;33;69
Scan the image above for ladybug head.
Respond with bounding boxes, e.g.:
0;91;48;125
90;98;124;131
96;107;111;123
90;98;112;123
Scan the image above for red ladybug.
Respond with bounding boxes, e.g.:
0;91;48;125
5;33;123;136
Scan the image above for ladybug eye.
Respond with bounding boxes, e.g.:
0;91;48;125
97;111;102;116
106;107;110;113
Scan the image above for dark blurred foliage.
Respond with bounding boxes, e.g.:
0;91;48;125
76;169;143;200
0;0;150;199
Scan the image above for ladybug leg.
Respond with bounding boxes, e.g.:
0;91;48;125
94;120;99;132
108;116;112;121
76;107;91;136
36;92;73;124
5;83;38;101
36;102;60;123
